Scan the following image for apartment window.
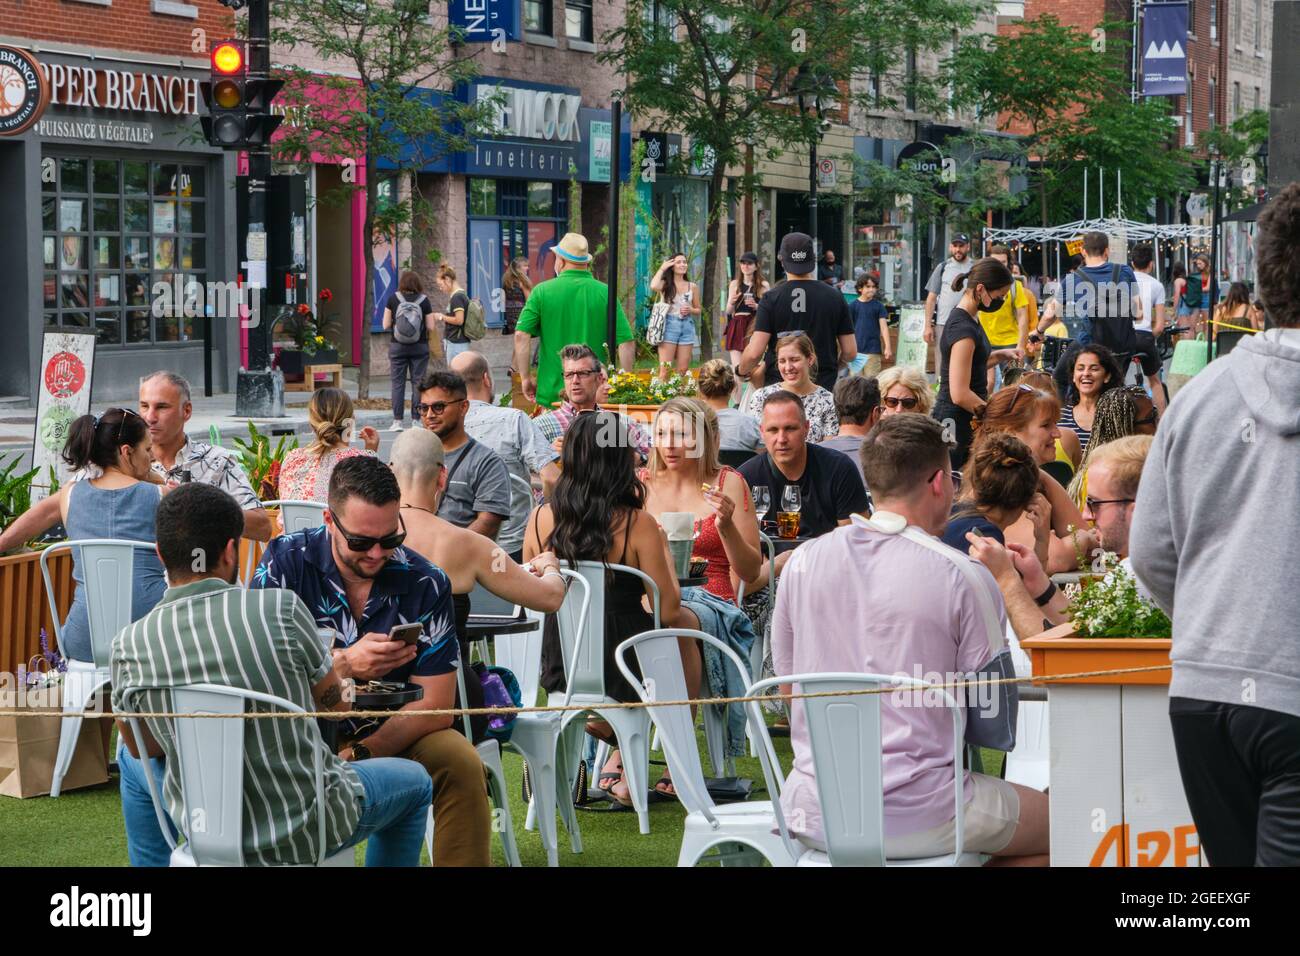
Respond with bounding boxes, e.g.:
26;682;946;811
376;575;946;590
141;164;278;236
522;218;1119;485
1208;76;1216;128
905;46;917;112
1209;0;1217;42
1233;81;1241;120
42;155;208;346
1255;86;1261;111
1255;0;1263;47
565;0;593;43
1188;0;1196;36
1234;0;1243;46
1185;86;1194;147
524;0;552;35
947;30;959;114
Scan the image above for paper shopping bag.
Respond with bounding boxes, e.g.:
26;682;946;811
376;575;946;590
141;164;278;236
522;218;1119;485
0;685;111;799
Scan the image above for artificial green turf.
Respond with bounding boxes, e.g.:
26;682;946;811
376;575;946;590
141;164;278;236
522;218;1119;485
0;732;1004;867
0;728;794;867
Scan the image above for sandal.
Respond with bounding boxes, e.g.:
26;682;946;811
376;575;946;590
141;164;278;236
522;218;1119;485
653;771;679;802
597;754;634;808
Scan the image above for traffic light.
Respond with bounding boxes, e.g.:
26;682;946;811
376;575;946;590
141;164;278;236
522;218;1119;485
199;40;283;149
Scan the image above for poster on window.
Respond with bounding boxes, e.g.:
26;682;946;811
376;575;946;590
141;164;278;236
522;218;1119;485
32;330;97;501
528;222;557;289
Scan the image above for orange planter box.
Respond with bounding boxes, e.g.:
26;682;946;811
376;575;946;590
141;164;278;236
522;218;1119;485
1021;622;1172;687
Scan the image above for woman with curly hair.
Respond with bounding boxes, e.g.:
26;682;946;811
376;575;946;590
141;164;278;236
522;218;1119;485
1056;344;1124;453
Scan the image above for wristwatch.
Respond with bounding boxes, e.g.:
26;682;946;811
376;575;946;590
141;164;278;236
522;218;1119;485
350;741;372;761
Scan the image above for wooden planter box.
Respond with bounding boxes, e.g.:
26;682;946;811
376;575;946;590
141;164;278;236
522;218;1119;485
0;549;74;676
599;403;660;425
1021;623;1197;867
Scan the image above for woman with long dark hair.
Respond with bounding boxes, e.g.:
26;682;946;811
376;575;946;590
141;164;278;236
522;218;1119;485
1058;344;1124;453
0;408;166;662
650;252;700;378
723;252;769;393
933;257;1022;469
523;411;701;805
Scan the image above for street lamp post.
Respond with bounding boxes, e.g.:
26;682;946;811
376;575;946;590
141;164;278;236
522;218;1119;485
1208;148;1222;368
796;66;833;260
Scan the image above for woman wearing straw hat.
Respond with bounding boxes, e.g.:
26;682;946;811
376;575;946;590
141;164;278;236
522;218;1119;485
511;232;637;411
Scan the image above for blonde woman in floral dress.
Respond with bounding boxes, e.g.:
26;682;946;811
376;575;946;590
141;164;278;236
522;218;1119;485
278;388;380;502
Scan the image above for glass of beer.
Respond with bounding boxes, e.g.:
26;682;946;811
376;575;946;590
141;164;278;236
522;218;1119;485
776;510;801;539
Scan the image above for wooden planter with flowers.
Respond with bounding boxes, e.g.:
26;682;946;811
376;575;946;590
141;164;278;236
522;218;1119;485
1020;565;1198;867
0;549;73;678
598;370;699;424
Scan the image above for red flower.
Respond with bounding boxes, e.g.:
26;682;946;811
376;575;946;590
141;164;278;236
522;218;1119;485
297;303;311;315
319;288;334;303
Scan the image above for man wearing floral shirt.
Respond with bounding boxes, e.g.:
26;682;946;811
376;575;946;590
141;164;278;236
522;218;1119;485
252;455;490;866
532;344;650;464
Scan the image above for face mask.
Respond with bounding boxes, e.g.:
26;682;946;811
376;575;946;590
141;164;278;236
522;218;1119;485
982;292;1006;313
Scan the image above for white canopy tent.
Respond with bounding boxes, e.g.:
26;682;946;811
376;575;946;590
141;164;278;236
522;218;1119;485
980;217;1213;282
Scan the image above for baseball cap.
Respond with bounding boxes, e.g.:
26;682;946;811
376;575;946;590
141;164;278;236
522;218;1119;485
739;251;758;264
777;233;815;274
952;233;970;245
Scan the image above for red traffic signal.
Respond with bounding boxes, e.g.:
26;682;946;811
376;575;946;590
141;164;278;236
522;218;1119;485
212;42;244;75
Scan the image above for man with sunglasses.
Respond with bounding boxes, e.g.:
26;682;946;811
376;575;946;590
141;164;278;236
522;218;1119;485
414;369;511;541
1083;435;1153;594
251;456;491;866
531;344;651;462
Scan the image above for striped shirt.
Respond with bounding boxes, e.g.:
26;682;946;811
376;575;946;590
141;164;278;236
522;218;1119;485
110;578;364;865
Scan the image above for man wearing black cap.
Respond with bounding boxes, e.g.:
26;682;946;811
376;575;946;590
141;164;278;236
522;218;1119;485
923;234;973;347
737;232;857;392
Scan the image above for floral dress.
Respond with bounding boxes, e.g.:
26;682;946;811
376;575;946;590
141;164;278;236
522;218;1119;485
746;384;839;443
278;445;373;502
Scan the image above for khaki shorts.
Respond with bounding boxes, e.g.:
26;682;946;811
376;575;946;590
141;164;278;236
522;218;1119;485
885;773;1020;859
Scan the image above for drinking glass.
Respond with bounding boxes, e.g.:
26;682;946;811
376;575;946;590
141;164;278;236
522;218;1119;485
753;486;770;528
781;485;801;515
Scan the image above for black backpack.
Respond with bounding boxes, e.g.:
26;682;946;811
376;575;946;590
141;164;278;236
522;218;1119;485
1071;264;1137;358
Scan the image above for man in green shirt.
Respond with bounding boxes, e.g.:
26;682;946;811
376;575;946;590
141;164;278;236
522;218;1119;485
513;232;636;409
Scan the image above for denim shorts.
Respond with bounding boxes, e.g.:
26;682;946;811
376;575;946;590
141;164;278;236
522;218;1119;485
662;312;697;346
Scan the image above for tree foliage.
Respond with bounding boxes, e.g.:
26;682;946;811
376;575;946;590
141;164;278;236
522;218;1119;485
268;0;496;397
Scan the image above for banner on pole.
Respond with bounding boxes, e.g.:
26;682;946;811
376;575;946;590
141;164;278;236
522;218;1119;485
449;0;522;43
1142;3;1188;97
894;304;928;374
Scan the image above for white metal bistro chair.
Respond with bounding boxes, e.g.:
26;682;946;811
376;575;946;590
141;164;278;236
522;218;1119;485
615;628;796;866
40;538;157;798
261;499;328;534
510;570;590;865
558;560;659;834
119;683;355;867
744;672;984;867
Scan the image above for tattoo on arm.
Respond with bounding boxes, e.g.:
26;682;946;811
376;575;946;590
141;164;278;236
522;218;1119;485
320;683;343;708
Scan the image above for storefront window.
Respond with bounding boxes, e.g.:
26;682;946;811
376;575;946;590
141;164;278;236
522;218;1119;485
852;201;913;303
528;181;552;217
470;178;496;217
42;153;207;346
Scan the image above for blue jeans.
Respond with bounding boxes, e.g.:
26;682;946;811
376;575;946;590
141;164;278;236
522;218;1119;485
444;340;470;360
119;745;431;866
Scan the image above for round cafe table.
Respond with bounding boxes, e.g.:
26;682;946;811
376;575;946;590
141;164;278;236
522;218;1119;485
464;616;541;640
317;682;423;752
677;576;707;588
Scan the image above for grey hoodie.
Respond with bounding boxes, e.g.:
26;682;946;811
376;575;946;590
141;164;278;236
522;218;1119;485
1131;328;1300;717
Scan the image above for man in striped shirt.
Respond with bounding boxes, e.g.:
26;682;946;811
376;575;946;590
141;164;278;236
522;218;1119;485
112;483;432;866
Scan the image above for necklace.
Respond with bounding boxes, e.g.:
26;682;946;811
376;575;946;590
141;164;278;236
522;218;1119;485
400;504;438;516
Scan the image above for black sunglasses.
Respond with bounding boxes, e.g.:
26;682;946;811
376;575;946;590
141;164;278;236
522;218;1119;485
882;395;919;410
415;399;466;417
330;512;407;552
1085;497;1134;512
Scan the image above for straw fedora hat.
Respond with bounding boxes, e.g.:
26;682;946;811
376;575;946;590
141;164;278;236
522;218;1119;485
554;232;593;264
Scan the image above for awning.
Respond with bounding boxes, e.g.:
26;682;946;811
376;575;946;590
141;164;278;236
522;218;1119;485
1222;201;1267;223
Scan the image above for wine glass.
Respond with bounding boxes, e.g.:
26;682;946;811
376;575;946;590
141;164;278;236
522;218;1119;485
781;484;802;515
753;486;770;528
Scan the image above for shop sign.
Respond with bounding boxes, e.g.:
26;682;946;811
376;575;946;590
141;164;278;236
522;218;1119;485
450;0;521;42
40;61;202;117
0;45;51;136
476;83;583;142
590;119;612;181
639;131;681;174
896;140;947;177
32;331;96;502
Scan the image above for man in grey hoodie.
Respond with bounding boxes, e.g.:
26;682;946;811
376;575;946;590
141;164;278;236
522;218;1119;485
1131;182;1300;866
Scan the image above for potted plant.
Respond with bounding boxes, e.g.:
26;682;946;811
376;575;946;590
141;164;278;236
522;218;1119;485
230;421;299;501
600;369;698;424
274;290;341;376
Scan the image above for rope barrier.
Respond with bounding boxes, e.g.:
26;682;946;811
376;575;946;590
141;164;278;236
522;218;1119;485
0;663;1171;720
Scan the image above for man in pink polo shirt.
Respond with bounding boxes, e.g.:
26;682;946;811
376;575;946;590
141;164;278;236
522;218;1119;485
771;414;1050;864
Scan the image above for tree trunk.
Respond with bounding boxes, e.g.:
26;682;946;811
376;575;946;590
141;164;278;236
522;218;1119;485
359;155;376;400
700;167;728;362
1039;172;1049;277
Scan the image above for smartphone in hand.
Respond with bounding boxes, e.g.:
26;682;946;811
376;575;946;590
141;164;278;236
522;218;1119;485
389;623;423;646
